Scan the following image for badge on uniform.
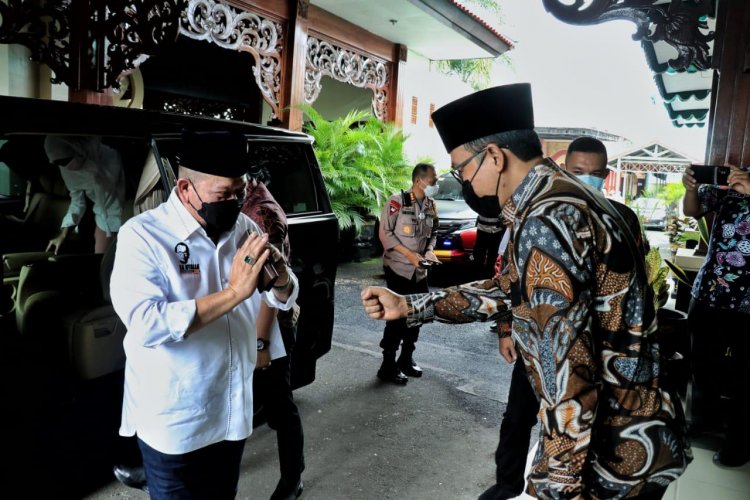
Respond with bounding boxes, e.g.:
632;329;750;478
175;242;200;275
389;199;401;216
402;225;412;234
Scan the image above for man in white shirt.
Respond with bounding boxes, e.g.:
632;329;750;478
110;130;298;499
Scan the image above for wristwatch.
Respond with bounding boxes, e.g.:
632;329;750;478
257;338;270;351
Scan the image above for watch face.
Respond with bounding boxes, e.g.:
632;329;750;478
257;338;267;350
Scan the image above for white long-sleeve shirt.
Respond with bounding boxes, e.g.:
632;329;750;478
110;190;297;454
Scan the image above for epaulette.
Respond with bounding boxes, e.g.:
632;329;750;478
400;190;413;207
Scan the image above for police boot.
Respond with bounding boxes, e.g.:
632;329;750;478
397;346;423;378
377;351;408;385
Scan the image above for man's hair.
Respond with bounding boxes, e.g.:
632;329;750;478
412;162;435;182
566;137;608;168
465;129;543;162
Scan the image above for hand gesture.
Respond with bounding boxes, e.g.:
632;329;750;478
498;336;517;364
45;227;70;255
256;349;271;370
408;252;424;268
229;232;270;300
361;286;408;321
267;242;290;285
682;167;698;192
728;166;750;195
424;250;440;263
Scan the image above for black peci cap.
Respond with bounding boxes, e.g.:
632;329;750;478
431;83;535;153
178;130;248;178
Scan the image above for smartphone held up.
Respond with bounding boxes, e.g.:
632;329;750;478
690;165;731;186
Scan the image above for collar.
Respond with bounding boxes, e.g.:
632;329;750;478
501;157;559;227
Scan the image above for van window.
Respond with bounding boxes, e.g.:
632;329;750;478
153;138;320;215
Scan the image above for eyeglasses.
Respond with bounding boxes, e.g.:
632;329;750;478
450;149;486;182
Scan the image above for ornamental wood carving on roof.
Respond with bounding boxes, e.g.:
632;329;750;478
542;0;714;71
180;0;284;118
305;36;390;120
0;0;184;90
0;0;70;84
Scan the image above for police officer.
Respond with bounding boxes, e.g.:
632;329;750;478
377;163;439;384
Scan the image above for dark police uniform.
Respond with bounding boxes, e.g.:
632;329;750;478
378;188;438;381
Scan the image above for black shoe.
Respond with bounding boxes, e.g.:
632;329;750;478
113;464;148;492
713;447;750;468
398;357;423;378
377;364;408;385
270;477;303;500
687;419;722;438
477;483;519;500
488;321;498;333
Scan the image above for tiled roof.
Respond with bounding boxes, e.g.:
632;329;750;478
448;0;515;49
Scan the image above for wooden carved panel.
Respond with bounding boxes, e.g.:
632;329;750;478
305;35;389;120
542;0;715;71
180;0;284;118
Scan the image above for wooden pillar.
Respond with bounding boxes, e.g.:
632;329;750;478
706;0;750;166
280;0;309;131
388;44;407;127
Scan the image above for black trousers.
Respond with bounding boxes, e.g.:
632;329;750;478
688;299;750;446
490;358;539;499
122;324;305;484
472;229;504;280
254;347;305;481
380;266;429;354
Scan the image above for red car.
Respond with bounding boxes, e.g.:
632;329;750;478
432;173;504;276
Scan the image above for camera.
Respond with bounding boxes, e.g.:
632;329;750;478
690;165;730;186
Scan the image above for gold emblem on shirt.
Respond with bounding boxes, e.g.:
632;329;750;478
402;225;412;234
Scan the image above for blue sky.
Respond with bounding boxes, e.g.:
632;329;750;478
487;0;708;161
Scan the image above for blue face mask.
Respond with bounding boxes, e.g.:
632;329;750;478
577;174;605;191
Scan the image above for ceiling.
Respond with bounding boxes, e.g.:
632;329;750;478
311;0;512;60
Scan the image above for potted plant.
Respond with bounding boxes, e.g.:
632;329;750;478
645;247;690;396
299;105;411;261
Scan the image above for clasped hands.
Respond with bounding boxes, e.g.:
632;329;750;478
229;232;291;299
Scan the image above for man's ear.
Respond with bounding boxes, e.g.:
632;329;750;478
486;144;506;172
176;178;191;202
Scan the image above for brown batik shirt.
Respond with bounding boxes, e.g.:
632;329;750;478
404;159;691;498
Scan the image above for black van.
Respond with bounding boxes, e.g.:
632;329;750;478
0;96;338;496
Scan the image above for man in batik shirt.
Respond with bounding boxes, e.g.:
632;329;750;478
361;84;691;499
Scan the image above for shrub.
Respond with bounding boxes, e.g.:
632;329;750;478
299;105;411;234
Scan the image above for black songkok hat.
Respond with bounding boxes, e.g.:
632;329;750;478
431;83;535;153
178;130;248;178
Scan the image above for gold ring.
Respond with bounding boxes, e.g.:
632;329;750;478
244;255;255;265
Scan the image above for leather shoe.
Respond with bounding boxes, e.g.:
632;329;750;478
113;464;148;492
713;447;750;468
477;482;519;500
377;365;408;385
398;358;422;378
270;477;303;500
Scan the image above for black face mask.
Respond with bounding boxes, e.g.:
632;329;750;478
189;180;242;239
460;152;502;218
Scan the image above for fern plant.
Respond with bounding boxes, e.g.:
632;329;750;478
299;105;411;234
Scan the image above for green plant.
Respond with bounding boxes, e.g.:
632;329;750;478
299;105;411;234
645;248;670;309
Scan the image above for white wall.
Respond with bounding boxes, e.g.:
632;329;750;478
312;77;372;121
400;50;475;171
0;44;67;100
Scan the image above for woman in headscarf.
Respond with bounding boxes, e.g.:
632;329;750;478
44;135;125;254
